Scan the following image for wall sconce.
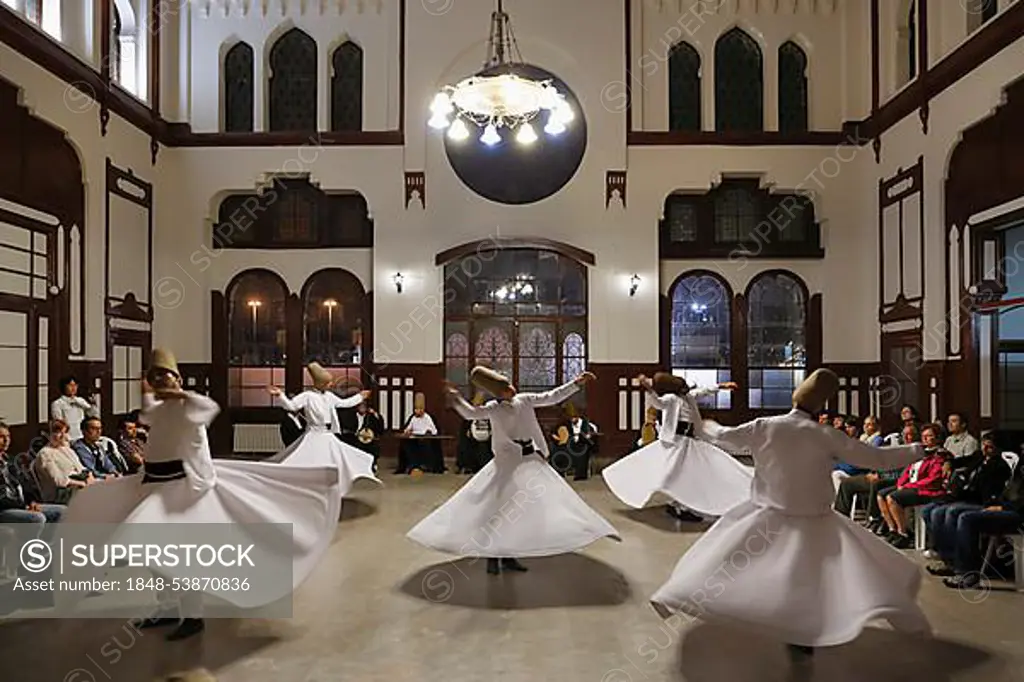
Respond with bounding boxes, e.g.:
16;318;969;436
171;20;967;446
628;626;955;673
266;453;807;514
393;272;405;293
629;274;640;297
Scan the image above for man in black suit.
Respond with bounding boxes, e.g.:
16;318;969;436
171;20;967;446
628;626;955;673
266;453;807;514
555;403;598;481
339;401;385;471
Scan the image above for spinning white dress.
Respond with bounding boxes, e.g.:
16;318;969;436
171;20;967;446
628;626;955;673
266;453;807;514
407;381;621;557
650;409;930;647
268;389;381;497
602;387;753;516
57;392;343;610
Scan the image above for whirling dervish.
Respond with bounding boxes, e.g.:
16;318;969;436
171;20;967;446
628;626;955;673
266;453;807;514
56;350;343;641
650;368;930;660
407;366;620;575
602;372;753;519
267;362;381;498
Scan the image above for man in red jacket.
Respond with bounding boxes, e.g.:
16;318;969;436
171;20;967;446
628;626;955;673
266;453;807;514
876;423;950;549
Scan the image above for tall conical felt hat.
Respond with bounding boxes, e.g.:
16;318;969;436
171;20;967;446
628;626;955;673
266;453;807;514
792;368;839;413
149;348;179;378
307;362;333;387
652;372;688;396
414;392;426;410
564;401;578;418
471;366;512;396
645;406;658;422
471;392;487;406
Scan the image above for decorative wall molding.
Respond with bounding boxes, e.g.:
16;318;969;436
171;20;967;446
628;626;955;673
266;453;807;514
877;157;925;324
405;171;425;209
606;171;626;208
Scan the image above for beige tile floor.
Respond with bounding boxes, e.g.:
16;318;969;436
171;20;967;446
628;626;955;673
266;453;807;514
1;472;1023;682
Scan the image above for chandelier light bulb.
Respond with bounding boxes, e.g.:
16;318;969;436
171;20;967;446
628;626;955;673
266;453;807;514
428;112;451;130
515;123;538;145
447;118;470;141
481;123;501;146
544;117;566;136
553;101;574;123
430;92;453;116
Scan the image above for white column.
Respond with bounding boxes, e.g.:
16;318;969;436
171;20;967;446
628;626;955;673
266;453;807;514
764;45;778;132
317;43;329;131
254;38;266;131
703;50;714;131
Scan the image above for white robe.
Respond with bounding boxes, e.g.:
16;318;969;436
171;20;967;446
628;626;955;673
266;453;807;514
650;409;930;647
406;381;620;557
268;390;381;497
57;392;342;612
602;388;754;515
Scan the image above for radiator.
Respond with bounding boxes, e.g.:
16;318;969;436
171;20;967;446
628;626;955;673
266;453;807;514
233;424;284;453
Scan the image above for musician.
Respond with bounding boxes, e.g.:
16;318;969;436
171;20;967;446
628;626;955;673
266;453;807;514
339;401;384;472
280;411;307;448
635;407;661;451
456;393;493;474
396;393;445;474
552;403;599;481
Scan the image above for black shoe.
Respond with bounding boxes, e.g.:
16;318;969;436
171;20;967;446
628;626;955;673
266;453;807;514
166;618;205;641
943;573;981;590
132;616;179;630
486;558;500;575
874;524;891;536
501;558;528;572
787;644;814;660
926;564;955;577
889;533;913;550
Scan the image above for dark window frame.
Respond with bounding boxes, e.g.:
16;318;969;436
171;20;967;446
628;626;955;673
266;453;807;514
330;41;364;132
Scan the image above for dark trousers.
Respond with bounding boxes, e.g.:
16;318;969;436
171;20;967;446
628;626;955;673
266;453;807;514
397;439;444;474
569;440;594;480
927;501;982;557
952;509;1022;573
834;475;896;518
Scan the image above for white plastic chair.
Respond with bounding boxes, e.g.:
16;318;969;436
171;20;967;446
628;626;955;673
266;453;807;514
884;432;902;447
1002;451;1019;471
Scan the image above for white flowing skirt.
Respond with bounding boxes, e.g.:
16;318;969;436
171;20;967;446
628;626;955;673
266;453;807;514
407;453;621;557
650;501;930;647
267;428;381;498
602;436;753;516
56;460;343;610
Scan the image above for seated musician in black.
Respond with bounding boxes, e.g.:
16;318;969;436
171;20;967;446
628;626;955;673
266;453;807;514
338;401;385;472
456;393;493;474
396;393;444;474
551;403;598;481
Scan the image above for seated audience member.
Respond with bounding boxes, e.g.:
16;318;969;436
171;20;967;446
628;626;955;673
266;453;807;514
843;416;860;439
876;423;950;548
831;415;869;491
128;409;149;444
816;410;833;426
924;434;1011;569
943;412;979;466
896;404;920;440
50;375;99;442
935;456;1024;590
340;400;384;472
455;393;493;474
831;414;846;430
835;423;919;523
73;417;124;477
860;415;884;447
397;393;443;474
115;415;146;474
34;420;95;503
0;422;65;532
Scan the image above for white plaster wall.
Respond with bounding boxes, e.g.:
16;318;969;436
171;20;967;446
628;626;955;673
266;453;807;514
873;34;1024;361
631;0;850;131
187;2;399;132
0;42;157;361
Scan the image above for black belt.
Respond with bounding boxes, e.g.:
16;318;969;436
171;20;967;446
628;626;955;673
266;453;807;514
676;421;694;437
142;460;186;484
513;440;535;456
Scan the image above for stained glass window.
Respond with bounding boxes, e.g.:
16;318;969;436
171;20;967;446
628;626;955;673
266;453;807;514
668;42;701;132
224;42;254;133
774;196;812;242
747;272;806;409
671;274;732;409
274;192;316;243
474;325;515;382
518;323;557;393
445;325;471;393
667;201;698;242
269;28;317;132
714;186;759;242
714;28;763;132
562;332;586;383
331;41;363;132
778;41;808;134
227;270;288;407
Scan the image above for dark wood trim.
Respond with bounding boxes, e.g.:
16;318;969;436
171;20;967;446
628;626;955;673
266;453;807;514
434;238;596;267
166;126;404;147
99;0;110;135
628;130;851;146
285;293;303;396
808;293;823;371
624;0;632;141
210;291;231;455
399;0;406;138
149;0;161;162
917;0;930;132
870;0;879;114
733;292;749;414
105;159;154;316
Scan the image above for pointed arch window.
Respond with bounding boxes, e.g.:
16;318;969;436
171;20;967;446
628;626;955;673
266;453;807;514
668;42;701;132
747;272;807;409
897;1;918;86
331;41;363;132
269;28;318;132
778;41;808;133
670;273;732;409
714;28;763;132
224;42;254;133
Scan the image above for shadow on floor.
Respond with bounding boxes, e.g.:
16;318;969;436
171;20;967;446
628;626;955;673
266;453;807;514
0;617;280;682
397;553;632;610
614;506;713;533
669;622;998;682
339;498;377;522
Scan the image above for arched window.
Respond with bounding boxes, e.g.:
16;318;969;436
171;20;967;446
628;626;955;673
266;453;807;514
714;27;763;132
224;42;254;133
110;0;142;97
714;183;759;243
670;273;732;409
968;0;998;33
668;42;701;132
442;249;587;398
269;28;317;132
331;41;363;132
778;41;808;133
747;272;807;409
897;0;917;87
3;0;56;36
227;270;288;407
301;269;365;390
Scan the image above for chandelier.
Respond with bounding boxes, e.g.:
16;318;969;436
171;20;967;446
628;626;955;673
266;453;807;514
491;276;534;301
428;0;574;146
